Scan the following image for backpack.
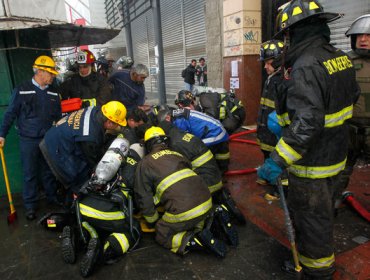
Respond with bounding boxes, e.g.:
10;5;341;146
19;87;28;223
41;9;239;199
181;68;186;78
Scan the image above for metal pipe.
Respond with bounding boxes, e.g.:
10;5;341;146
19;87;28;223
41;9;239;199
152;0;166;104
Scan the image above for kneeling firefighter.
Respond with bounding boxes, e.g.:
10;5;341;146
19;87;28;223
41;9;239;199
60;137;141;277
134;126;238;258
195;88;246;134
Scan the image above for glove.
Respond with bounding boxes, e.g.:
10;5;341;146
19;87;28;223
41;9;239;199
257;158;283;185
267;111;282;139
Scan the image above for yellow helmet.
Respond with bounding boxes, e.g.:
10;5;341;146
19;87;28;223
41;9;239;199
101;101;127;126
144;126;166;142
33;55;58;75
144;126;168;153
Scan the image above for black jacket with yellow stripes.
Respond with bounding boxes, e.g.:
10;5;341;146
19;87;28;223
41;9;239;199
134;144;212;224
271;35;360;179
159;120;222;193
256;71;282;152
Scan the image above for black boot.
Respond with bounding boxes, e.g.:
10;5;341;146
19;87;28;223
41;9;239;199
213;205;239;247
186;228;227;258
61;226;76;264
80;238;100;278
103;245;120;265
219;188;246;225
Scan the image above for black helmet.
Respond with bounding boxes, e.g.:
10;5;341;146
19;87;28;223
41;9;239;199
275;0;341;38
175;90;195;107
259;40;285;61
345;14;370;55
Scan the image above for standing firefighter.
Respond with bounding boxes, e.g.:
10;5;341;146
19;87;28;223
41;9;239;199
60;50;112;107
337;14;370;201
257;0;359;278
134;127;233;257
256;40;284;162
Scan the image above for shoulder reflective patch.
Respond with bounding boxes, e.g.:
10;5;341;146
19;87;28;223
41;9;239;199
322;55;353;75
47;91;58;96
19;91;36;94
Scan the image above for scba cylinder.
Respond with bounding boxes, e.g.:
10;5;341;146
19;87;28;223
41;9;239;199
94;137;130;184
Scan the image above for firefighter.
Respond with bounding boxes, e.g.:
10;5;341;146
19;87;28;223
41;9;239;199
157;109;246;225
256;40;284;163
0;55;61;220
258;1;359;278
61;137;141;277
256;40;288;197
40;101;128;195
174;90;230;173
59;49;112;107
134;126;233;257
337;14;370;203
196;89;246;135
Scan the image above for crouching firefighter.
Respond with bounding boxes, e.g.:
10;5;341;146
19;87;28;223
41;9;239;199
61;137;141;277
157;108;246;224
134;126;239;257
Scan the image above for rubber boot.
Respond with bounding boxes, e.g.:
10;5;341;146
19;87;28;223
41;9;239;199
213;205;239;247
80;238;101;278
186;228;227;258
61;226;76;264
103;241;122;265
219;188;246;225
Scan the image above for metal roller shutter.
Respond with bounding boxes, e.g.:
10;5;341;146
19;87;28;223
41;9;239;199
129;0;206;103
131;10;157;102
321;0;370;52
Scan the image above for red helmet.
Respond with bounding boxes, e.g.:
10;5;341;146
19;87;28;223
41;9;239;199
77;50;96;64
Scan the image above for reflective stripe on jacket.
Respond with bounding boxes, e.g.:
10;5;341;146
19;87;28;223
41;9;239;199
134;145;212;224
271;38;360;179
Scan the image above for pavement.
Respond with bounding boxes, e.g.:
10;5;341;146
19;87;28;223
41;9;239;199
0;130;369;279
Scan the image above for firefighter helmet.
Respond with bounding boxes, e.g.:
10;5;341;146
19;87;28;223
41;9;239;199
77;50;96;64
33;55;59;75
175;90;195;106
275;0;341;37
259;40;285;61
345;14;370;53
102;101;127;126
117;56;134;69
144;126;169;153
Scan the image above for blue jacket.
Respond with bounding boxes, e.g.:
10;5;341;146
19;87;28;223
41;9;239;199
172;109;228;147
43;107;105;187
0;80;61;139
109;70;145;111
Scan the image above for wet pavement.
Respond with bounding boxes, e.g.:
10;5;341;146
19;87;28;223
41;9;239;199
0;129;369;279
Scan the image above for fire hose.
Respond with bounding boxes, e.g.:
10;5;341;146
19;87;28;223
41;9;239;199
225;129;258;176
342;191;370;223
229;128;257;140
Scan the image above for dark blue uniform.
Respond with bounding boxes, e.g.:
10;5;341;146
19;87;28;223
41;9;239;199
109;70;145;111
0;79;61;211
41;107;105;192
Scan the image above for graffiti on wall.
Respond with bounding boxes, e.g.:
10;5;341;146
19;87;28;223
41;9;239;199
224;30;242;47
244;30;259;43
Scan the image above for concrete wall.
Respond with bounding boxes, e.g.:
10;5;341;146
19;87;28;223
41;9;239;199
222;0;262;125
205;0;224;88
